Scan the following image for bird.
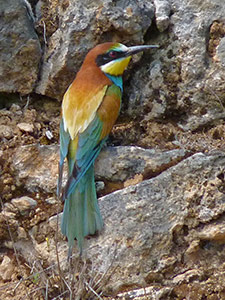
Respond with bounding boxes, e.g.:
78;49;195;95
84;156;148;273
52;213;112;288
57;42;158;258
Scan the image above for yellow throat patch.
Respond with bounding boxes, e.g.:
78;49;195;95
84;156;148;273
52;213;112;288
100;56;131;76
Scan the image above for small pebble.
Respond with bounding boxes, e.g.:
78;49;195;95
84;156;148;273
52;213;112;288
46;130;53;140
10;104;21;112
96;181;105;192
11;196;37;214
0;125;14;139
45;197;57;205
17;122;34;133
0;256;14;281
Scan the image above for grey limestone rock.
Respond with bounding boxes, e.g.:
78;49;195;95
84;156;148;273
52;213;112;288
12;150;225;295
216;37;225;67
84;151;225;293
12;144;187;193
0;0;41;94
127;0;225;131
153;0;171;32
171;0;225;130
95;145;187;181
12;144;59;194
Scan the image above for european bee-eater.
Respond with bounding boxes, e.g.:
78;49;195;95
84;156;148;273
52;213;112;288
58;42;158;258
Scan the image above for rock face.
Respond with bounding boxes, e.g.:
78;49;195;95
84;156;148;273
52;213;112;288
0;0;41;94
12;144;59;194
12;144;187;193
6;151;225;298
95;145;187;182
127;0;225;131
86;151;225;295
171;0;225;130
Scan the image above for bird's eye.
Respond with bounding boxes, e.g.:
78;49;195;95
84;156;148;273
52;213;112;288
108;51;117;58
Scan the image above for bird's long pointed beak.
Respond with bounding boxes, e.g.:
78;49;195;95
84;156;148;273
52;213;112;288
125;44;159;57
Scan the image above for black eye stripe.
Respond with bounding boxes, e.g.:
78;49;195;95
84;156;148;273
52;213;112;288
96;50;125;67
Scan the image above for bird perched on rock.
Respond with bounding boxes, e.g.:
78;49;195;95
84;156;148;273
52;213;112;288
58;42;158;258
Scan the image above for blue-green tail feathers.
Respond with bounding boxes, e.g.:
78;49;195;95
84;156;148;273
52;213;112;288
61;164;103;256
